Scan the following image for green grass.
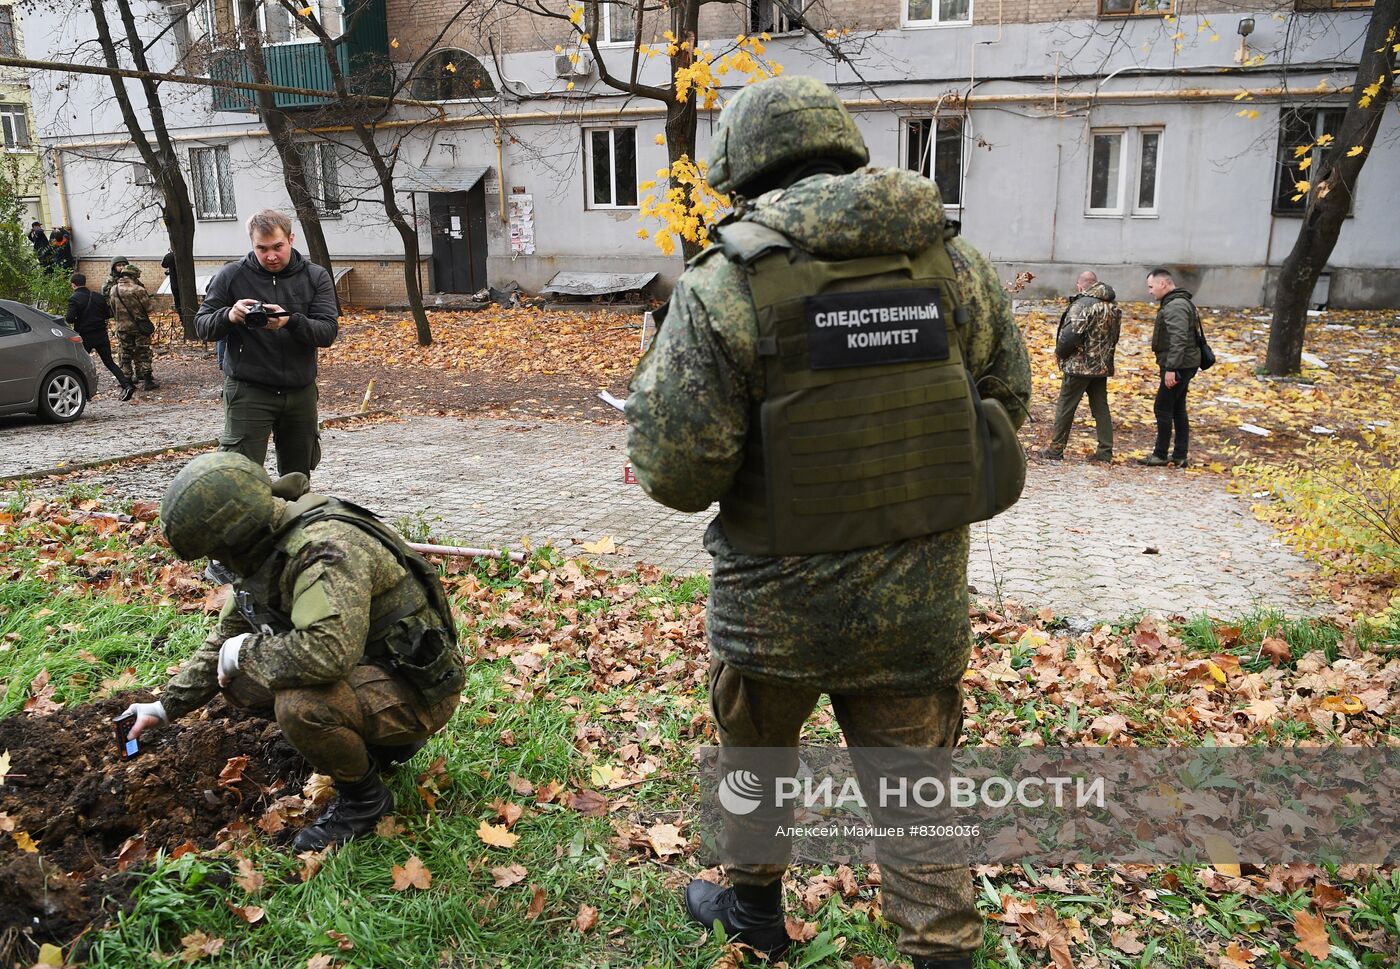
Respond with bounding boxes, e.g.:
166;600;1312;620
1;512;1397;968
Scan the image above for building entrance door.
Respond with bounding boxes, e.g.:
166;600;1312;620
428;184;488;293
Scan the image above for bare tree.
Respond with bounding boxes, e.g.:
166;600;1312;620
289;0;490;345
234;0;334;273
1265;0;1398;375
87;0;200;338
479;0;866;259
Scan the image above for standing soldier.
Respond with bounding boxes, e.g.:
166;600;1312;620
106;257;160;391
121;453;466;851
1046;272;1121;462
626;77;1031;969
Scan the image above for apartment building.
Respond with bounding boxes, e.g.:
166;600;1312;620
23;0;1399;307
0;2;54;228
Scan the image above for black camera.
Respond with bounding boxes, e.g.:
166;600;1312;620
243;301;288;328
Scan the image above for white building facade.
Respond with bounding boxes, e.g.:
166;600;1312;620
23;0;1400;307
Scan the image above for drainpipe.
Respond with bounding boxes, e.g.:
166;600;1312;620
49;147;72;229
494;119;507;224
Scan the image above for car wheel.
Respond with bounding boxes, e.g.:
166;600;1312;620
38;368;88;423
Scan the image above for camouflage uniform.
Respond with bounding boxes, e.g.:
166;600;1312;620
107;264;155;384
627;83;1031;963
160;513;462;782
1049;281;1121;459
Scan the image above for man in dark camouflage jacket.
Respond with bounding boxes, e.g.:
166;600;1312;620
1047;275;1122;461
121;453;465;851
626;77;1031;969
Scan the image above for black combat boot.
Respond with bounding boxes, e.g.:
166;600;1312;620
685;879;788;961
369;740;426;774
912;957;975;969
119;381;136;402
292;771;394;852
142;376;160;391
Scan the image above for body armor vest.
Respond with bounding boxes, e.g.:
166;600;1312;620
235;495;465;704
713;221;1025;556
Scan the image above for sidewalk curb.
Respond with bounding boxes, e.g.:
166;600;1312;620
0;410;396;484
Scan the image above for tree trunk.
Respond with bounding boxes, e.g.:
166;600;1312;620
668;0;703;261
92;0;201;338
238;0;334;273
1265;0;1398;375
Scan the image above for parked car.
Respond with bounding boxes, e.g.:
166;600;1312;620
0;299;97;423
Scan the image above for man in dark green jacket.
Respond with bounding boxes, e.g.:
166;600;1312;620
195;209;338;477
1142;268;1202;467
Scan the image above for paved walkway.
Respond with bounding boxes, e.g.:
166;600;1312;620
0;408;1317;619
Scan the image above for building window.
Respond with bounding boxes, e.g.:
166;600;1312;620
134;162;154;186
904;0;971;27
1099;0;1175;15
409;49;495;100
584;127;638;209
297;142;342;216
1274;107;1344;215
193;0;235;46
1134;128;1161;214
592;1;637;45
903;117;962;206
190;145;236;219
0;104;30;149
0;8;16;56
1087;126;1162;216
751;0;804;34
261;0;341;43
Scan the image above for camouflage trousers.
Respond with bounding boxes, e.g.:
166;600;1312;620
115;325;154;382
710;660;982;961
224;663;459;782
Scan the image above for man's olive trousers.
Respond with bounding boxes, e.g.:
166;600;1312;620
710;661;982;962
1048;374;1113;458
224;664;459;782
219;375;321;477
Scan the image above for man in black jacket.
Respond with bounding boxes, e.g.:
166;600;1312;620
1141;268;1202;468
195;209;338;476
67;274;136;401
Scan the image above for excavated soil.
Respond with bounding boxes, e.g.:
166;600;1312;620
0;693;309;964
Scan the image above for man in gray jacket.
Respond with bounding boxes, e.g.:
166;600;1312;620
195;210;338;477
1141;268;1201;468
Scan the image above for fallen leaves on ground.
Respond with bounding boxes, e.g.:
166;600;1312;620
391;855;433;892
477;820;519;849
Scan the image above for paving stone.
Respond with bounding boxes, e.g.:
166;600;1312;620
0;410;1319;619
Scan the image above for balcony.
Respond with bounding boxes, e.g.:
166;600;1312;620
209;0;390;112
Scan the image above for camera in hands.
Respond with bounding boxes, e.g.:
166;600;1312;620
243;301;289;328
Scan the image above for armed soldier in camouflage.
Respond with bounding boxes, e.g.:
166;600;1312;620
1047;276;1122;462
626;77;1031;968
121;453;465;851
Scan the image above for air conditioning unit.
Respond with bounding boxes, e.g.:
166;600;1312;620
554;51;594;78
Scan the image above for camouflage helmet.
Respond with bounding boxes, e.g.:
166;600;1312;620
160;453;277;561
705;76;869;196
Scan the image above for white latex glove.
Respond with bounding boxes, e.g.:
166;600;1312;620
218;633;249;687
120;701;167;740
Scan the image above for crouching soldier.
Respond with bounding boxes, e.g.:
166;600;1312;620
121;452;465;851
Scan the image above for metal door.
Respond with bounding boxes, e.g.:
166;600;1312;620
429;188;489;294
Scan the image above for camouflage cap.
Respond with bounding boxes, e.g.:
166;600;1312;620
110;256;130;271
706;76;869;196
160;453;277;561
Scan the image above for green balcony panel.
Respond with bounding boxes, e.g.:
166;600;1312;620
210;0;390;113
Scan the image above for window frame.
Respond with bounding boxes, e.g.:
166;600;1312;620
750;0;805;35
583;126;639;210
1097;0;1176;17
297;141;343;217
594;0;638;46
189;144;237;220
901;0;973;29
409;49;497;102
1131;127;1163;218
900;115;964;208
1086;127;1127;216
1272;106;1346;217
0;7;17;56
0;104;30;150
